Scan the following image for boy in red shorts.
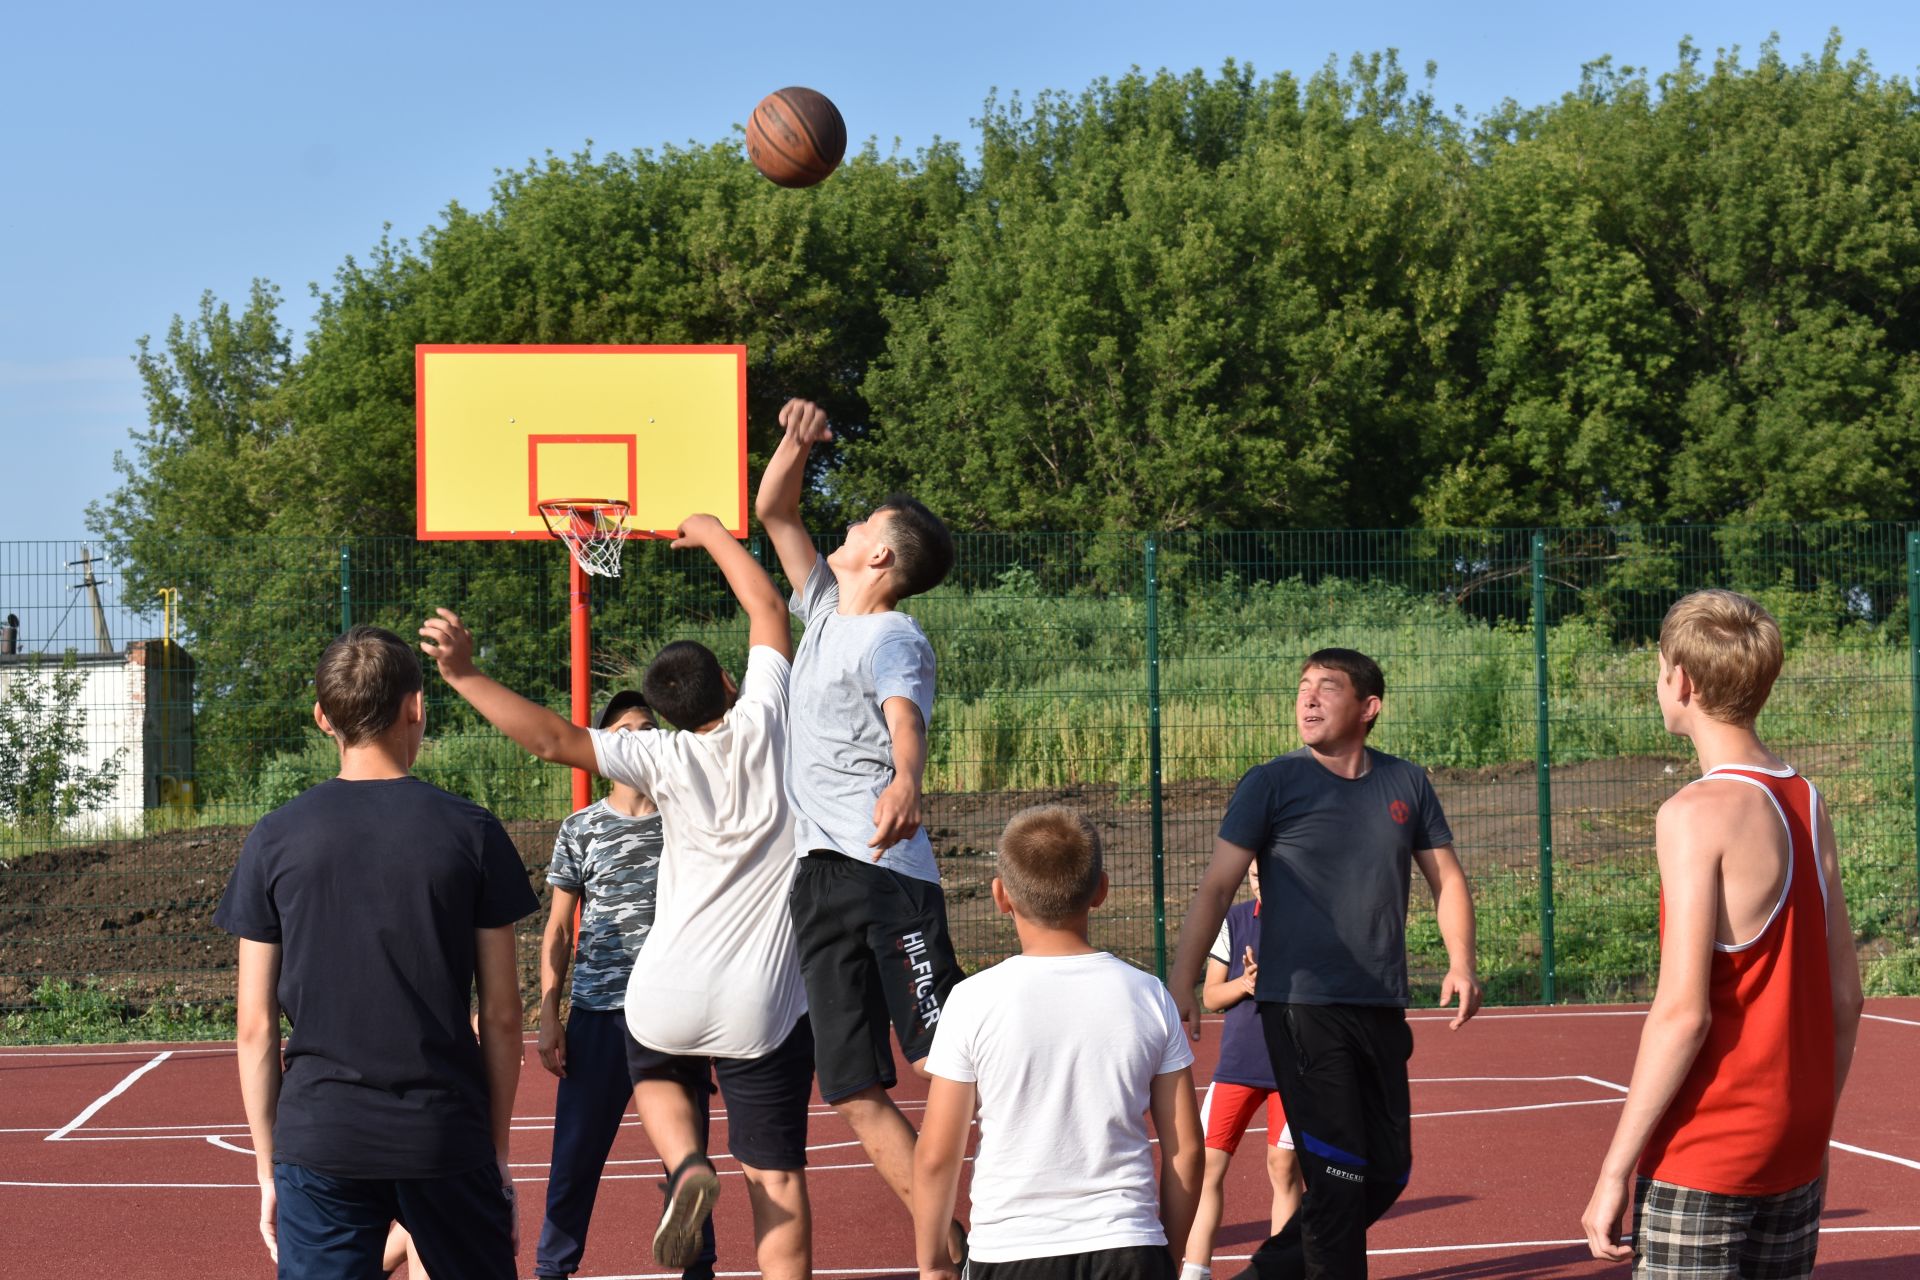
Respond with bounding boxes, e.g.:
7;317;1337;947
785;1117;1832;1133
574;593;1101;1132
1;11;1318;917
1581;590;1865;1278
1181;863;1302;1280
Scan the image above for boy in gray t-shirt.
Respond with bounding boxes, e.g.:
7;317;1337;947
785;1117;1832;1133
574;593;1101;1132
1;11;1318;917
756;396;967;1262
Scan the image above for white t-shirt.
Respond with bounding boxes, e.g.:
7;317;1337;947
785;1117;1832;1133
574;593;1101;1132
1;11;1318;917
591;646;807;1058
924;951;1195;1262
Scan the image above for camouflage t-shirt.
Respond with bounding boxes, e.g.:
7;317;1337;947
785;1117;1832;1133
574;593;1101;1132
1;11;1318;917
546;801;664;1010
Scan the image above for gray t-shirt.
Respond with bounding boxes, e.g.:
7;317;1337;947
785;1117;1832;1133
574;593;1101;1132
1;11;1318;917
1218;747;1453;1007
787;557;939;882
546;801;665;1010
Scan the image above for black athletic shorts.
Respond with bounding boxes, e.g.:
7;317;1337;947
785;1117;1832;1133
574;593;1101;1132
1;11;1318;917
968;1245;1175;1280
788;849;964;1102
625;1015;816;1171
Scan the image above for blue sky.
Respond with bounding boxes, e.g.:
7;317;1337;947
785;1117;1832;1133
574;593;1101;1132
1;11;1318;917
5;1;1917;550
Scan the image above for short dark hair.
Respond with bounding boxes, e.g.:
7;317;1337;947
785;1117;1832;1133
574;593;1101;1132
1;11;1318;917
641;641;728;730
997;805;1104;926
595;689;652;730
1300;647;1385;735
875;493;954;600
315;626;422;746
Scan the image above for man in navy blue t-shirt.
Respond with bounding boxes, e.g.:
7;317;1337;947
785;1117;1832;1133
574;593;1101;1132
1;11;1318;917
215;626;539;1280
1169;648;1481;1280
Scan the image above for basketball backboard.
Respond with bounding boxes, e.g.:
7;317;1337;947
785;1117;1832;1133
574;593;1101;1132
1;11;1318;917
415;344;748;540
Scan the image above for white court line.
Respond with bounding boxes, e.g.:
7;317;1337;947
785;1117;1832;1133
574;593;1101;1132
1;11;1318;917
1578;1073;1917;1173
0;1046;231;1060
5;1099;929;1140
556;1230;1920;1278
1864;1012;1920;1027
205;1135;253;1156
1413;1097;1624;1120
1831;1140;1920;1172
45;1051;171;1142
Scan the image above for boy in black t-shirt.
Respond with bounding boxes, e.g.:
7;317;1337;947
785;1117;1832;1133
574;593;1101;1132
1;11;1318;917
215;626;539;1280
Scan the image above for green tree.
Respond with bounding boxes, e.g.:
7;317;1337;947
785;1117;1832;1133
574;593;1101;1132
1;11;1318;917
1431;35;1920;526
853;58;1475;531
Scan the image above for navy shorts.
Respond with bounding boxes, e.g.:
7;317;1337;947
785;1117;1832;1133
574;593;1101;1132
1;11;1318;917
273;1159;515;1280
626;1015;816;1171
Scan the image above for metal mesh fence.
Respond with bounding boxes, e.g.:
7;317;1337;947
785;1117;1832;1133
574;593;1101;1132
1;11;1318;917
2;525;1916;1023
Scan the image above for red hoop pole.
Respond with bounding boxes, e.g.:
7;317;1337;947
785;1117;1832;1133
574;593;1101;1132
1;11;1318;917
569;555;592;813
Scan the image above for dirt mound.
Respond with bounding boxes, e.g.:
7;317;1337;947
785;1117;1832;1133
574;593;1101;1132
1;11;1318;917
1;757;1689;1013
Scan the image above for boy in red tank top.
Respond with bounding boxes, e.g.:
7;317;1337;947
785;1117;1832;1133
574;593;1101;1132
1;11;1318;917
1581;590;1865;1278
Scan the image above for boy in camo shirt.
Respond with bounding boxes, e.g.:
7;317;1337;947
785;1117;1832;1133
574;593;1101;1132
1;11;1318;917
533;692;716;1280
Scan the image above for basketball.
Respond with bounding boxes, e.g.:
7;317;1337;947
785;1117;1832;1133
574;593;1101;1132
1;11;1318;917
746;87;847;188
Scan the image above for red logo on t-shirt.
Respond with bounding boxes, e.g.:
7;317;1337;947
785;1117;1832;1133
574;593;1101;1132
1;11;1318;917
1388;800;1411;825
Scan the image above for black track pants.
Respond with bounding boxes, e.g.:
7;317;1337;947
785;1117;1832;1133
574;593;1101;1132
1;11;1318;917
1235;1003;1414;1280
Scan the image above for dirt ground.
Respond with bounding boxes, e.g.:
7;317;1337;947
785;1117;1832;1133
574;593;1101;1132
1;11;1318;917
0;757;1698;1013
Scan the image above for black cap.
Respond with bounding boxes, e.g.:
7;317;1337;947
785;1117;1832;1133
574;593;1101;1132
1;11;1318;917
595;690;651;730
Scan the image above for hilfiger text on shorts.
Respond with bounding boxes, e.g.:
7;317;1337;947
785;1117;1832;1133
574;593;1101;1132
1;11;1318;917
898;930;942;1028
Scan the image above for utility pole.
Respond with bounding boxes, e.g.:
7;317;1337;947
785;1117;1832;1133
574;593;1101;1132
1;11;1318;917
70;546;114;654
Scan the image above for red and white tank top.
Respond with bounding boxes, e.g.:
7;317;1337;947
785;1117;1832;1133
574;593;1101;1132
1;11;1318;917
1639;764;1836;1196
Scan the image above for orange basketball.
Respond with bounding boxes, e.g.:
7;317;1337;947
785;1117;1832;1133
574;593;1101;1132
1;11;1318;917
746;87;847;188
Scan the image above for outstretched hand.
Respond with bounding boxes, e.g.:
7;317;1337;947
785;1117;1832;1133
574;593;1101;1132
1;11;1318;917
779;398;833;447
419;608;478;680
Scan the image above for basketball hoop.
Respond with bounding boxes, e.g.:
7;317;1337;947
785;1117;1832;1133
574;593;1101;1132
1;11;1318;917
538;499;633;578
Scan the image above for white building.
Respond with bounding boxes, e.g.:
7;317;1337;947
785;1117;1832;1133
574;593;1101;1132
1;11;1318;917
0;640;195;833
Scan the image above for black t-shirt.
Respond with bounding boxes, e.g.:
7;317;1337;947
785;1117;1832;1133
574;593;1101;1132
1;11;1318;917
214;775;539;1179
1218;748;1452;1008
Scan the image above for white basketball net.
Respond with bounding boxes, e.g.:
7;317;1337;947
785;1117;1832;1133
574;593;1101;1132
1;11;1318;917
538;499;633;578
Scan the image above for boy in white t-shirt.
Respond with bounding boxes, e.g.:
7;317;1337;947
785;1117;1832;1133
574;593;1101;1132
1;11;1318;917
422;513;813;1280
914;806;1205;1280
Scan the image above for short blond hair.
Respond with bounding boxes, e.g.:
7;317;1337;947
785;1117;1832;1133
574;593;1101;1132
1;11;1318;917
1659;590;1783;726
997;806;1104;926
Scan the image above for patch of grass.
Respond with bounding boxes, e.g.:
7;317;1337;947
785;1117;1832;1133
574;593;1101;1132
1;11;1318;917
0;980;237;1045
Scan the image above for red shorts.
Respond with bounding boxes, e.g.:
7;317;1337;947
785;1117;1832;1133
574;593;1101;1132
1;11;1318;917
1201;1081;1293;1154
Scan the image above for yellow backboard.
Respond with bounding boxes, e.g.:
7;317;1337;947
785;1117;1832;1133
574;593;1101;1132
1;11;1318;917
415;345;748;540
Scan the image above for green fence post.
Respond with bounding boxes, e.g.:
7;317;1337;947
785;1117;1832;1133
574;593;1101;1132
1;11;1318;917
1909;532;1920;910
339;543;351;632
1146;535;1167;979
1532;534;1557;1004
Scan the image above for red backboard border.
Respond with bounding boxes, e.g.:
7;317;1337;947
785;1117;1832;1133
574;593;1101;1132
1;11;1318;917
415;343;750;541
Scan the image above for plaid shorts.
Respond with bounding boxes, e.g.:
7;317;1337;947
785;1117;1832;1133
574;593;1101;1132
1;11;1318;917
1633;1176;1824;1279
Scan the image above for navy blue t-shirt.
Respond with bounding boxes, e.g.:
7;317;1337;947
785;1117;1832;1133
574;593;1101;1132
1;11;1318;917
1219;748;1452;1007
1209;899;1276;1088
214;776;539;1179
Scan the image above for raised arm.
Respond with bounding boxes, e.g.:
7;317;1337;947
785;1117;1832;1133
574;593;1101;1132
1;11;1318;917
420;608;596;773
1168;838;1258;1038
1412;844;1481;1029
672;514;791;658
754;398;831;590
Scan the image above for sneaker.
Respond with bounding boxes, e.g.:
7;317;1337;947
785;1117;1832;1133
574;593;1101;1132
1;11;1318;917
654;1155;721;1269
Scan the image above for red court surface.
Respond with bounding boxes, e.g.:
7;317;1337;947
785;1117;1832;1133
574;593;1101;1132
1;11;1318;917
3;998;1915;1278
